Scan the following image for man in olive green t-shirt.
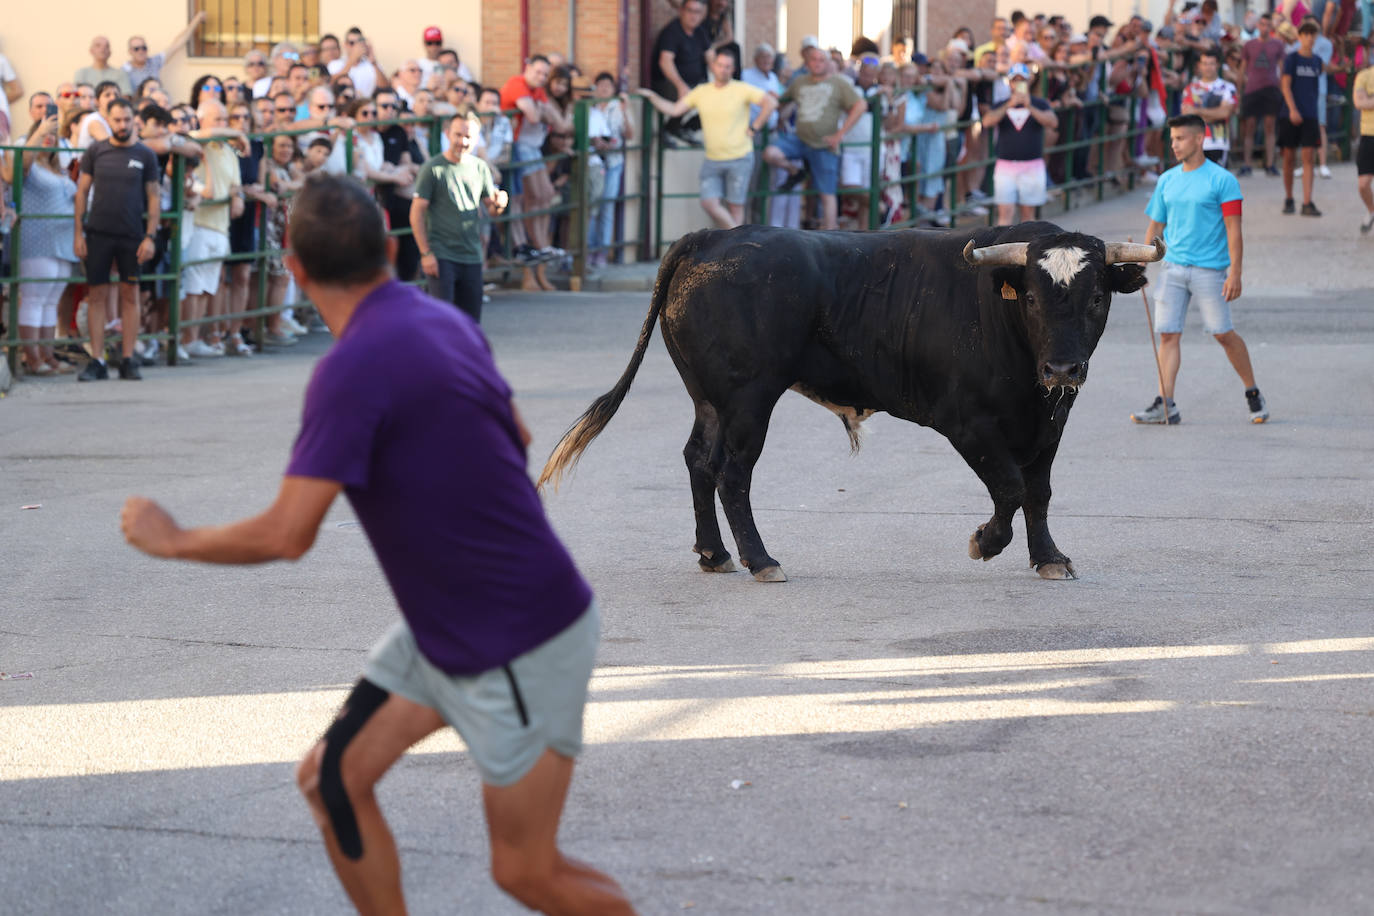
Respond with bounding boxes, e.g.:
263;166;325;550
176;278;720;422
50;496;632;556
762;45;867;229
411;115;509;322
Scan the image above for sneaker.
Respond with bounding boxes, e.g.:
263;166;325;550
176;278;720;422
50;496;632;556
175;343;191;363
185;339;223;358
964;204;989;216
1301;201;1322;217
1294;166;1303;178
779;166;809;192
1361;212;1374;235
1134;154;1160;166
77;359;109;382
1245;388;1269;424
1318;164;1332;179
227;339;254;356
1238;165;1253;177
263;331;298;347
282;316;309;336
1264;165;1280;177
1282;198;1296;214
1130;396;1180;425
1140;171;1159;184
118;356;142;380
967;188;990;202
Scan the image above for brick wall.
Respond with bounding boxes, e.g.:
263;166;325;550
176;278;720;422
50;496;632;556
924;0;995;56
481;0;642;91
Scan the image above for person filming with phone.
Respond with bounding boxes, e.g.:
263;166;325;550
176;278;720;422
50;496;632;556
982;62;1057;225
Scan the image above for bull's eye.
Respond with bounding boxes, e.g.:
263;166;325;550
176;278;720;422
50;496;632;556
1025;293;1035;306
1092;293;1104;307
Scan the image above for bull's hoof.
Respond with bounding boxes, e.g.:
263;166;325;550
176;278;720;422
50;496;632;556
698;555;738;573
751;565;787;583
1035;561;1077;580
968;533;984;560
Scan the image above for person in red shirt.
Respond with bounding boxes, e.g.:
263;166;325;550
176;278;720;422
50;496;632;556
500;55;569;291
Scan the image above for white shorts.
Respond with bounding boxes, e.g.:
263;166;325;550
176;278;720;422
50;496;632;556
183;227;229;296
840;147;872;187
993;159;1049;207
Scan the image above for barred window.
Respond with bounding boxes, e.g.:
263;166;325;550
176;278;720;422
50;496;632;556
191;0;320;58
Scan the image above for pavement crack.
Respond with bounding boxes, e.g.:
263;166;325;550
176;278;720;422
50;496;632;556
90;633;368;654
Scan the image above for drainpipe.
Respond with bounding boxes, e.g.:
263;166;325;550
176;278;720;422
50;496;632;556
619;0;630;85
569;0;577;64
521;0;530;64
640;0;654;87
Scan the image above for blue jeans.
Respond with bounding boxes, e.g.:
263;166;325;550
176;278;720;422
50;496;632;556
590;161;623;261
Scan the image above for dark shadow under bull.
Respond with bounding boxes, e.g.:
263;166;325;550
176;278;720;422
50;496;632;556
539;222;1163;582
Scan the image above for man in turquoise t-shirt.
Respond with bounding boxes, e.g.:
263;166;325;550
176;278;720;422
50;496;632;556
411;114;509;322
1131;114;1270;426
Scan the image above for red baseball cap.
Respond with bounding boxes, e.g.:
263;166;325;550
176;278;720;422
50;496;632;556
423;27;443;43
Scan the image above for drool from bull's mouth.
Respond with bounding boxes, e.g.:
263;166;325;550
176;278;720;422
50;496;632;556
539;223;1163;583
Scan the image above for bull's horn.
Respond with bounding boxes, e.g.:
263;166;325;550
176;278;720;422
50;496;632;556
1104;237;1165;264
962;240;1030;267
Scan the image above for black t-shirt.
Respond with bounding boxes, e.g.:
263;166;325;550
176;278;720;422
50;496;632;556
379;124;423;213
995;97;1052;161
651;20;711;95
80;139;160;238
229;138;264;236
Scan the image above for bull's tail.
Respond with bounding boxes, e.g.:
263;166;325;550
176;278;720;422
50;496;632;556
537;234;701;492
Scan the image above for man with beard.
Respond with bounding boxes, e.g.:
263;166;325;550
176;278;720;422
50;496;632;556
73;97;160;381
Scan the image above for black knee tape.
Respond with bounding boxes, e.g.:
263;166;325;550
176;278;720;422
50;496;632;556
319;678;389;860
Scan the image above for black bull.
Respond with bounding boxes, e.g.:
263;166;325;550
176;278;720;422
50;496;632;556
539;222;1163;581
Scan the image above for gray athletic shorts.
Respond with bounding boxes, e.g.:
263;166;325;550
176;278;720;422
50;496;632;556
363;601;599;786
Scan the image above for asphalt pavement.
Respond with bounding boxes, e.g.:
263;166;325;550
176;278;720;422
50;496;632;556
2;165;1372;915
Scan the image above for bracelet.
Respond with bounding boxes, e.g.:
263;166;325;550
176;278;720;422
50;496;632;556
420;250;434;258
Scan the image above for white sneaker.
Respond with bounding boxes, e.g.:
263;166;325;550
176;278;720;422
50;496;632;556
1141;171;1159;184
185;339;222;358
1294;166;1303;177
176;343;191;363
1135;154;1160;166
1318;164;1332;179
282;316;309;335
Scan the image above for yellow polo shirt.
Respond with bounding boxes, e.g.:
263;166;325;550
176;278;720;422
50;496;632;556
1357;67;1374;136
684;80;767;161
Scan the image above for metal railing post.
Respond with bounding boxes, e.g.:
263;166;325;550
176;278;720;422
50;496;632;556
6;148;23;375
638;96;654;263
571;98;590;288
167;156;185;365
255;188;269;347
654;109;665;259
867;98;881;230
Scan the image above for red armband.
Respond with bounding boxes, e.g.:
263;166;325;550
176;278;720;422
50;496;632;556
1221;200;1242;218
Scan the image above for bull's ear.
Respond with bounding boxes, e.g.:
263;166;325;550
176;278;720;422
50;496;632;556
1108;264;1148;294
991;268;1024;301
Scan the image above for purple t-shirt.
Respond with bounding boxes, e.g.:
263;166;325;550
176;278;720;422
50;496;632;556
1243;38;1286;93
286;281;592;675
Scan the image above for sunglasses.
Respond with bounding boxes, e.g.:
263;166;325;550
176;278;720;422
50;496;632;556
130;44;147;52
173;116;189;125
311;102;330;109
860;55;880;65
247;60;267;67
425;39;442;46
228;113;250;120
378;101;398;109
359;108;377;117
59;91;77;98
204;85;223;93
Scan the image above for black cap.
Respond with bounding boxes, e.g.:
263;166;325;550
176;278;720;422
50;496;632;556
1089;15;1114;30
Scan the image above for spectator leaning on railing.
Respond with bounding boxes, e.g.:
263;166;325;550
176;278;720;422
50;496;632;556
640;48;775;230
16;111;79;375
587;72;634;267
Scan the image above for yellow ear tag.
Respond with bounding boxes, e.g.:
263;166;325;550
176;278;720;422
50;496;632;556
1000;282;1017;300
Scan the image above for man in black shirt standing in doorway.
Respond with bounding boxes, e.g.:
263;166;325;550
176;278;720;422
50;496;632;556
651;0;726;141
74;97;160;381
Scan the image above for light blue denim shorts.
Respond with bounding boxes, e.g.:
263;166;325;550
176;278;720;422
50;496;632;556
1153;261;1233;335
699;153;755;205
364;602;599;786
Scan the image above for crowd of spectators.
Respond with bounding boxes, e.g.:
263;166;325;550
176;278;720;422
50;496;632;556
2;1;1373;380
644;0;1374;231
0;19;637;378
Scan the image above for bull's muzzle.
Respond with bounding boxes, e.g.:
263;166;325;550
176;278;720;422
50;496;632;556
1041;361;1087;388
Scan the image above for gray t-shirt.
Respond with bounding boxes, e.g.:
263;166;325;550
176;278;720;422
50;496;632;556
124;54;166;92
79;139;160;238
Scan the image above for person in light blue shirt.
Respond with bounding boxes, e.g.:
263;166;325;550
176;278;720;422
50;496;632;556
1131;114;1269;426
741;43;782;130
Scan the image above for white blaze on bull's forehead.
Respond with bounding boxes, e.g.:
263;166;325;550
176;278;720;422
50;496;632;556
1038;246;1090;287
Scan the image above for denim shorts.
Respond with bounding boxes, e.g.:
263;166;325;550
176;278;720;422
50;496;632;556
511;140;546;195
364;602;599;787
769;133;840;194
699;153;754;204
1154;261;1232;335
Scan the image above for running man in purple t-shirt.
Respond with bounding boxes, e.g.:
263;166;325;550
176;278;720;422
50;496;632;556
120;175;637;916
